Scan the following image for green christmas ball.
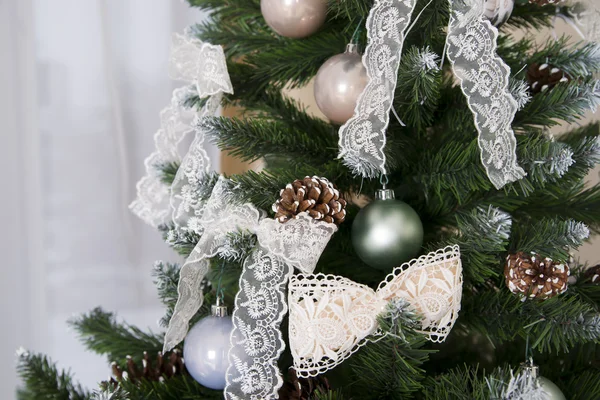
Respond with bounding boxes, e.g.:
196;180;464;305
539;376;566;400
352;189;424;271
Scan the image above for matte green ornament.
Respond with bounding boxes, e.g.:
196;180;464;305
351;188;424;271
520;361;566;400
539;376;566;400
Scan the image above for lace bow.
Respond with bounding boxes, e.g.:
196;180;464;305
130;33;233;228
288;245;462;377
161;175;339;399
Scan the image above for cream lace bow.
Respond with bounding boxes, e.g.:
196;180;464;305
288;245;462;377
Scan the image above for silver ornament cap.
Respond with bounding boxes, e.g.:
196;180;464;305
261;0;327;39
314;43;368;125
211;297;228;317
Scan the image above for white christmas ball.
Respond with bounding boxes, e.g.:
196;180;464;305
261;0;327;39
484;0;514;26
183;313;233;390
314;44;368;125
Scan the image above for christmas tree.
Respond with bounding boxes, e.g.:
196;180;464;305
16;0;600;399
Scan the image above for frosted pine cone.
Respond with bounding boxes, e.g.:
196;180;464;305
585;264;600;284
111;350;186;383
505;252;570;300
528;0;564;5
279;368;331;400
273;176;347;225
527;63;570;94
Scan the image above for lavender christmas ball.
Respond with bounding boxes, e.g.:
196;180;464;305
183;311;233;390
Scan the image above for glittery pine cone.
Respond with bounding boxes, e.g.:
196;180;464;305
528;0;564;5
273;176;347;225
527;63;570;94
505;252;570;300
278;368;331;400
111;350;186;383
584;264;600;284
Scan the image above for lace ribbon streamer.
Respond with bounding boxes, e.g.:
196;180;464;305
163;177;262;352
130;33;233;228
288;245;462;377
338;0;417;178
446;0;526;189
225;214;337;400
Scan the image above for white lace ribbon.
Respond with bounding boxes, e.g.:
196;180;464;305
129;88;198;227
164;177;262;352
130;33;233;228
225;214;338;400
338;0;417;178
288;245;462;377
446;0;526;189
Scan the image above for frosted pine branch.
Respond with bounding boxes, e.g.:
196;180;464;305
414;47;440;73
548;144;575;178
476;205;513;244
499;370;549;400
509;79;532;110
565;220;590;245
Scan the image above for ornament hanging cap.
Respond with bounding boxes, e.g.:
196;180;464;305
376;174;395;200
520;358;540;379
211;297;228;317
345;43;360;55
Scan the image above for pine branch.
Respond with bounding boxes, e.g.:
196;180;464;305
502;3;563;31
118;374;222;400
91;386;129;400
529;37;600;78
17;351;90;400
565;370;600;400
431;205;512;283
515;79;600;129
410;0;450;49
68;308;163;367
350;308;432;400
496;35;534;73
461;289;600;353
155;161;180;186
233;89;333;139
421;365;490;399
153;262;181;310
519;183;600;233
510;217;590;262
394;46;442;132
558;122;600;183
203;116;337;164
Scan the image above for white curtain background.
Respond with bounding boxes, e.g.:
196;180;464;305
1;1;214;398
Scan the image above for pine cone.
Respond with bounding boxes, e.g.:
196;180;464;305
111;350;186;383
527;63;570;94
273;176;347;225
528;0;564;5
505;252;570;300
584;264;600;284
278;369;331;400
